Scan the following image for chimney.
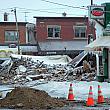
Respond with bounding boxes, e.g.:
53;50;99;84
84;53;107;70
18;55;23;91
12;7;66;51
4;12;8;21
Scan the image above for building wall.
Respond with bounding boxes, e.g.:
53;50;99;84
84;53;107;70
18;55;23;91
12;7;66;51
36;17;91;41
35;17;95;54
26;23;36;44
0;22;38;55
0;23;26;44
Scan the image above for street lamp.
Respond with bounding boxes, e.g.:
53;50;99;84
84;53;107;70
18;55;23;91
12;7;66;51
11;8;20;54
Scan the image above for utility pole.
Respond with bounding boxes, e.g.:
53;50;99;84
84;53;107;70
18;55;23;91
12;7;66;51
90;0;94;41
91;0;93;5
12;8;20;54
24;12;29;22
24;12;27;22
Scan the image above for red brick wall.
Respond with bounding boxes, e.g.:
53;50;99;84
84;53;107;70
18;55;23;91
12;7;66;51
0;24;26;44
36;17;95;42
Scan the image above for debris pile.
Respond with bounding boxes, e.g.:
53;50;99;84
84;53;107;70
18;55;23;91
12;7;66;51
0;87;65;109
0;56;97;85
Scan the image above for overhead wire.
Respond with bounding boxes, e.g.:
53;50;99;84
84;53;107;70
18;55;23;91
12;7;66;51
0;1;89;22
40;0;110;14
0;1;110;18
16;7;63;14
40;0;88;10
14;0;89;17
14;7;87;16
0;0;89;18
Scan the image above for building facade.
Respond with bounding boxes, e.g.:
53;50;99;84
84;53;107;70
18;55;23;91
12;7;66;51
34;17;96;57
86;3;110;81
0;22;38;55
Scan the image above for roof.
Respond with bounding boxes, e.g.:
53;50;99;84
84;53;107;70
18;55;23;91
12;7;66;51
0;22;28;25
34;16;88;19
85;36;110;51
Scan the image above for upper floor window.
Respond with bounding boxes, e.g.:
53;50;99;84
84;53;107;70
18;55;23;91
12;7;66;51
5;30;18;42
74;26;86;38
47;25;61;38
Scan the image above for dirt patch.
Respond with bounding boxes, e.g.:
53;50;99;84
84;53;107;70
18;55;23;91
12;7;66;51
2;87;109;109
0;87;65;109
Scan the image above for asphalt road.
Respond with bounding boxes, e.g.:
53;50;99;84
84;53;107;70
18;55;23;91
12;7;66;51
44;106;110;110
0;106;110;110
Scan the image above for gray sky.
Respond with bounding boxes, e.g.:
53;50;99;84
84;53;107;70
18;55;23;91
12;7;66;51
0;0;110;23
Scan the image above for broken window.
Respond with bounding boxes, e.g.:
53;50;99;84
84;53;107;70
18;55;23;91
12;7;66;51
47;25;61;38
74;26;86;38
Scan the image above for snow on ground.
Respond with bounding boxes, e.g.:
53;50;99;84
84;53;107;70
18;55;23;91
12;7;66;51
0;85;14;99
1;81;110;101
0;54;110;102
33;81;110;100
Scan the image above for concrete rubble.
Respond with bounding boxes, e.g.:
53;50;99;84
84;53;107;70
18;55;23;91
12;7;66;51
0;55;97;85
1;56;110;110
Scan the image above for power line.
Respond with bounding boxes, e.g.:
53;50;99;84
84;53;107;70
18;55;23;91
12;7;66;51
0;5;88;17
16;7;63;14
40;0;110;13
15;7;87;16
17;7;66;11
40;0;88;10
0;8;13;11
0;5;88;22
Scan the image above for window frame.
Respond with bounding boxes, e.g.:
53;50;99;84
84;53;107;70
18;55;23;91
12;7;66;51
47;25;61;39
73;25;87;39
5;30;18;43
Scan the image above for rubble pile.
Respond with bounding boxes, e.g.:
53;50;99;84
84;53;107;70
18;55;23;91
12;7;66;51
0;56;97;85
0;87;65;109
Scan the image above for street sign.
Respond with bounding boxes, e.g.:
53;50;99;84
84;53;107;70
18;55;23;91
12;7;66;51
89;6;105;19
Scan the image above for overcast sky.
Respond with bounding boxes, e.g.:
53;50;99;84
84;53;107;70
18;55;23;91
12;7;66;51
0;0;110;23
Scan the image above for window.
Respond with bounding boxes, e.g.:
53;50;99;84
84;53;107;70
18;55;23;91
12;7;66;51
5;31;18;42
47;25;61;38
74;26;86;38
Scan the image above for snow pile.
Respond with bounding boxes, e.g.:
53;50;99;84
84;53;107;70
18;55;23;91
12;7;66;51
33;81;110;101
11;54;72;65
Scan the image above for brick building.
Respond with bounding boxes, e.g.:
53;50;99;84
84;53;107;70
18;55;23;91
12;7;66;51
0;22;38;55
34;17;96;57
0;16;96;57
0;22;26;44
